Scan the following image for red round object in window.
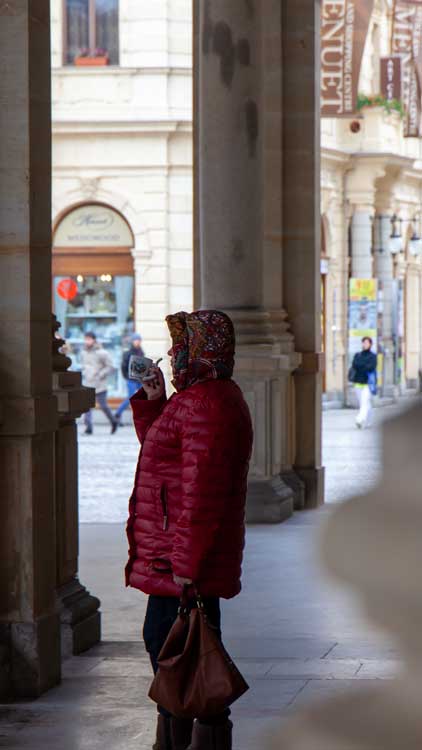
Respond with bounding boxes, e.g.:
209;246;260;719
57;278;78;301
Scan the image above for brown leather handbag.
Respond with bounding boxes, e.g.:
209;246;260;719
148;593;249;719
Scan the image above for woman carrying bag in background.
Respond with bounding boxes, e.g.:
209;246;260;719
125;310;253;750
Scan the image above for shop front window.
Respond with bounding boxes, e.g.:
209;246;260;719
65;0;119;65
54;273;134;397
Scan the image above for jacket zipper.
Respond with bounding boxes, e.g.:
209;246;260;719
160;485;169;531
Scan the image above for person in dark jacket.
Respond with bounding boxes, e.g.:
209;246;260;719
114;333;144;425
349;336;377;429
125;310;253;750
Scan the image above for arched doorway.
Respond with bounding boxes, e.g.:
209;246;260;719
52;202;135;398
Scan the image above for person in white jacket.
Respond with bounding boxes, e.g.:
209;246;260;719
81;331;117;434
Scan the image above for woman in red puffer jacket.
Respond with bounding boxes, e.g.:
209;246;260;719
125;310;253;750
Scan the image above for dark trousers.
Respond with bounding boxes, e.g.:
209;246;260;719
84;390;115;430
143;595;230;725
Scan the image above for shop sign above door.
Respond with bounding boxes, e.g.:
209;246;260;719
54;204;133;248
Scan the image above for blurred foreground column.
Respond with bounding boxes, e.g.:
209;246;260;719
269;402;422;749
0;0;60;698
193;0;323;520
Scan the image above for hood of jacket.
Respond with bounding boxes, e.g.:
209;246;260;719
166;310;235;392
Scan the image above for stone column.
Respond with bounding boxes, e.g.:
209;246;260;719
193;0;305;521
281;0;324;508
351;209;374;279
0;1;60;698
375;214;395;394
52;317;101;657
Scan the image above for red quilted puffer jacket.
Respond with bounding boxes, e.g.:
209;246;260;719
125;379;253;599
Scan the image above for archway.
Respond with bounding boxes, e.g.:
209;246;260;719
52;202;135;399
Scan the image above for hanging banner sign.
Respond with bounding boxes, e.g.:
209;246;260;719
391;0;422;136
321;0;375;116
380;56;402;101
412;5;422;100
348;279;378;359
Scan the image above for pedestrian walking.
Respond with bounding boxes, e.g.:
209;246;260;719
349;336;377;429
81;331;117;435
114;333;144;426
125;310;253;750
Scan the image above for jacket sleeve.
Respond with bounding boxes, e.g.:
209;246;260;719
130;388;167;444
171;400;236;582
121;350;130;379
369;352;377;372
98;349;115;379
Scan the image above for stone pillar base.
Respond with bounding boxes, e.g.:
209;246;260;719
58;579;101;658
0;612;61;700
294;466;325;509
226;309;302;523
246;477;294;524
281;470;306;510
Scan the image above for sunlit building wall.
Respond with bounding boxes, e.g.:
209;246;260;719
50;0;193;395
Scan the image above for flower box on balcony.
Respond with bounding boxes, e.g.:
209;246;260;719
74;55;109;67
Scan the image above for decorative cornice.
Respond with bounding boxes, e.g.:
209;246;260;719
52;121;192;135
52;66;192;77
227;309;296;355
321;147;352;165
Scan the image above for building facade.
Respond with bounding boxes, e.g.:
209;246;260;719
51;0;193;394
322;0;422;405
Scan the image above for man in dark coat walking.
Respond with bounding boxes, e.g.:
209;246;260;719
349;336;377;429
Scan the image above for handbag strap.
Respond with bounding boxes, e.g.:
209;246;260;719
178;583;204;616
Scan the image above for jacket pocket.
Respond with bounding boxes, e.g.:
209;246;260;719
159;484;169;531
151;557;172;573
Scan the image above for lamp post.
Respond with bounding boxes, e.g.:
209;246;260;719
408;216;422;257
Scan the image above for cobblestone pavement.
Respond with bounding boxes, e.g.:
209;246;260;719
2;403;407;750
78;400;391;522
77;413;139;523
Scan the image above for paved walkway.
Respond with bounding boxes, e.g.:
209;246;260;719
1;406;402;749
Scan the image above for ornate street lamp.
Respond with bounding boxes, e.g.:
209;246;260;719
409;216;422;257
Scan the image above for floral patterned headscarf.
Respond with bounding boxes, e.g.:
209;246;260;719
166;310;235;392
